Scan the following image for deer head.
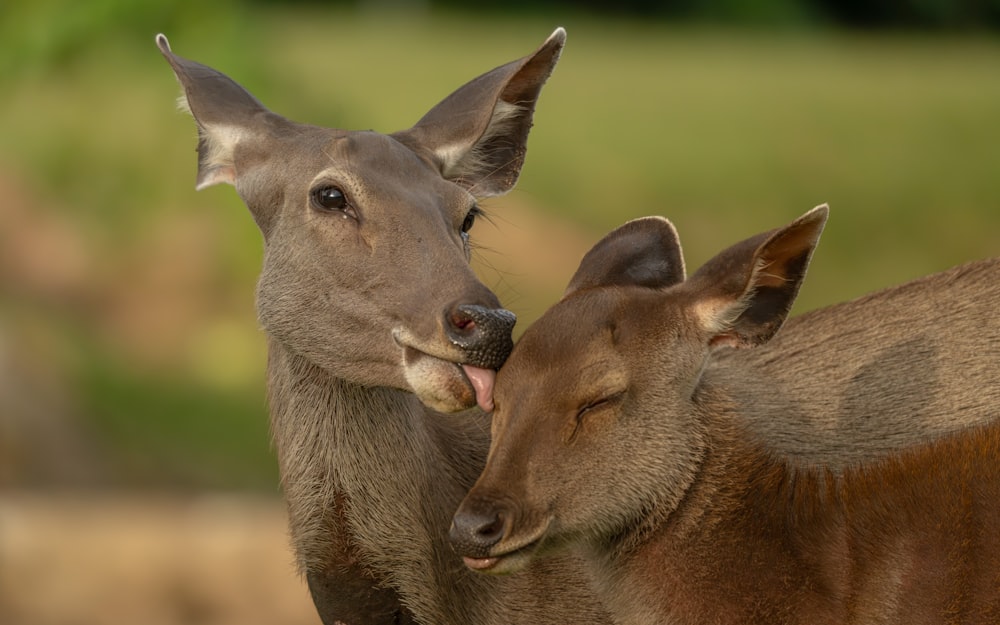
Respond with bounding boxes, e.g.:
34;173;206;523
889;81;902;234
450;205;828;573
156;30;567;412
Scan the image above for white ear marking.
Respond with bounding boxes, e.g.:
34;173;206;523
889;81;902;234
436;100;525;181
174;94;192;115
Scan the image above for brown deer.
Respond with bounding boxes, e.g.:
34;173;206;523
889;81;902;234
156;31;610;625
451;205;1000;625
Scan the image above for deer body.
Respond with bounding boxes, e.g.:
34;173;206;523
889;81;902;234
157;31;609;625
728;257;1000;468
594;402;1000;625
451;206;1000;624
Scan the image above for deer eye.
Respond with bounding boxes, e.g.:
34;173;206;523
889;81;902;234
576;392;623;421
310;185;350;213
461;206;481;234
568;391;625;442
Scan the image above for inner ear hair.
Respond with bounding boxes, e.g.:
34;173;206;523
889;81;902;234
441;100;526;186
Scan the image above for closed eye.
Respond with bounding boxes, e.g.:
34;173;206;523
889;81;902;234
576;391;625;420
568;390;626;443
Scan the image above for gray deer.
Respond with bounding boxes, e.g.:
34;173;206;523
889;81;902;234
157;30;609;625
451;206;1000;624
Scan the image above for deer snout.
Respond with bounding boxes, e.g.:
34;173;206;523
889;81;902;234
451;496;551;575
449;505;508;558
445;304;516;371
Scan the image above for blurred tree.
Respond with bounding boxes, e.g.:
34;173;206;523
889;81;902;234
0;0;245;82
817;0;1000;29
249;0;1000;29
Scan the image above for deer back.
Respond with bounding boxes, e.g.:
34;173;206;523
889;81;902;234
720;256;1000;467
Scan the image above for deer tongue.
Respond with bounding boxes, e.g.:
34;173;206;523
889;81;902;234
461;364;495;413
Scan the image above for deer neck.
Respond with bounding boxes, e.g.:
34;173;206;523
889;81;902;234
264;337;494;625
592;385;843;625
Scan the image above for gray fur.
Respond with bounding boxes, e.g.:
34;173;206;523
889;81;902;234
158;29;609;625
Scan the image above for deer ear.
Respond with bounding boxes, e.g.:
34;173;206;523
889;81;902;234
685;204;828;349
565;216;686;297
156;34;283;190
393;28;566;198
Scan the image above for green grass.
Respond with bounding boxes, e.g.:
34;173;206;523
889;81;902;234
523;26;1000;307
241;12;1000;309
2;6;999;489
79;351;277;491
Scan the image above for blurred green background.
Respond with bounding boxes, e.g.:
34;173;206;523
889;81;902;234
2;0;999;495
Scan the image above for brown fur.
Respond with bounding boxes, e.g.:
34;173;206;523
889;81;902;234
729;257;1000;468
157;31;609;625
452;206;1000;625
610;400;1000;625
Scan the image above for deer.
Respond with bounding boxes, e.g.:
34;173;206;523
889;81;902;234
156;30;612;625
450;205;1000;625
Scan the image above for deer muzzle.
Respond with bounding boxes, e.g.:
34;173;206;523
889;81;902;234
445;304;516;371
450;506;507;558
393;304;515;413
449;497;550;576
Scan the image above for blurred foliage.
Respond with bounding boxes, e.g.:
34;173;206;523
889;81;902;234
246;0;1000;29
1;2;998;491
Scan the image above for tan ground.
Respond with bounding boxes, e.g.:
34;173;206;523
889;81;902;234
0;494;322;625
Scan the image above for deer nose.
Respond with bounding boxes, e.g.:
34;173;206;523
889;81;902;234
449;507;506;557
445;304;516;370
